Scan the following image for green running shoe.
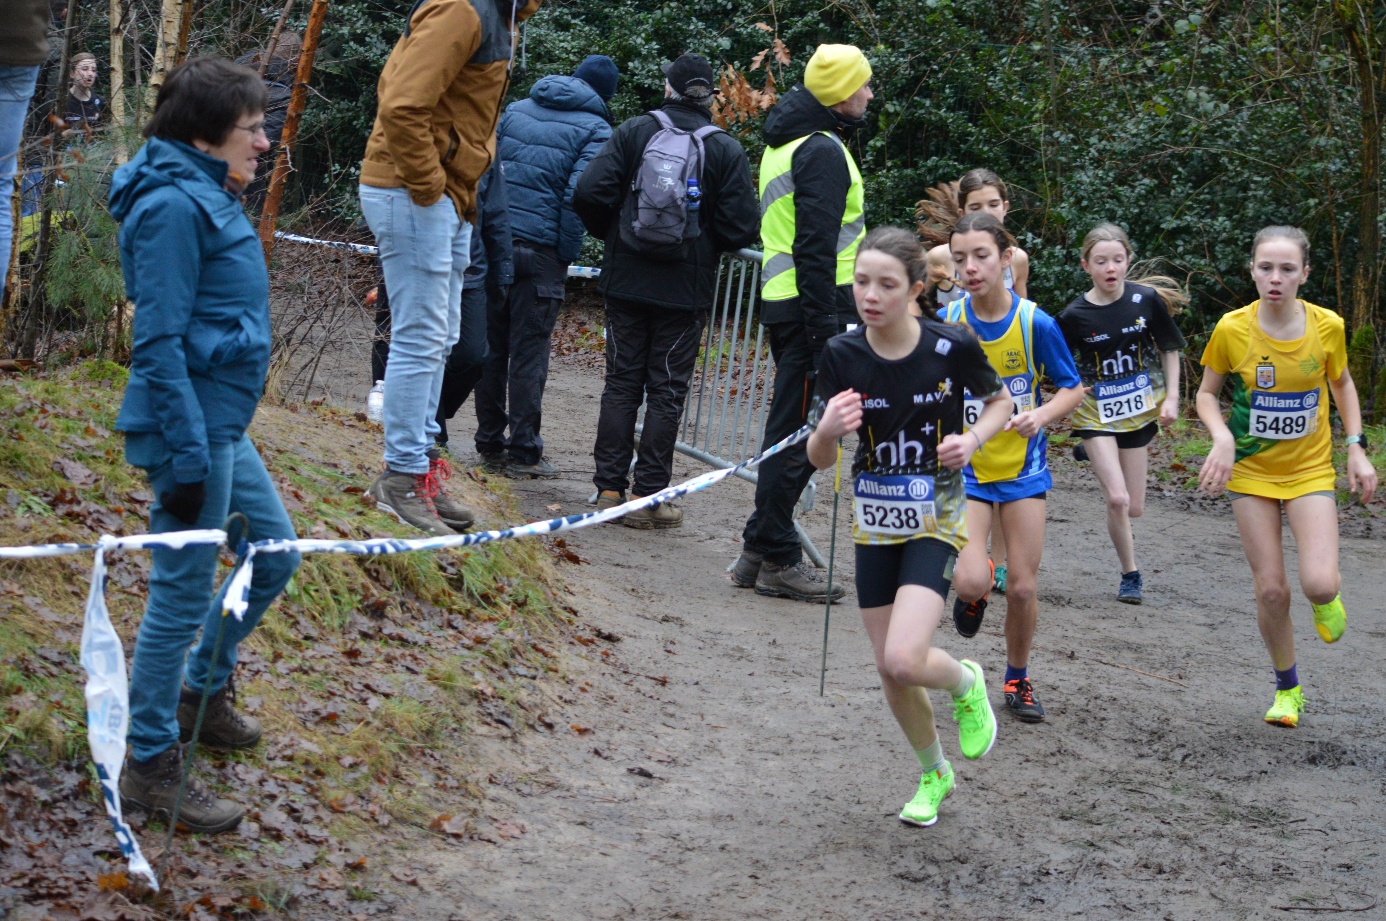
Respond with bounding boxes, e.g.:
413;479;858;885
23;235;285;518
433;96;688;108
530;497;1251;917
1312;595;1346;643
953;659;998;760
1264;686;1306;728
898;762;954;827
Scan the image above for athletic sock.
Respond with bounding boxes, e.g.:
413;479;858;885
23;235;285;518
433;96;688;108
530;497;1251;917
1004;663;1027;684
914;739;945;775
1275;664;1299;692
949;665;975;700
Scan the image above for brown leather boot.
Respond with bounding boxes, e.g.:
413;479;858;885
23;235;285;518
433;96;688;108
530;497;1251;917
118;744;243;834
178;677;261;750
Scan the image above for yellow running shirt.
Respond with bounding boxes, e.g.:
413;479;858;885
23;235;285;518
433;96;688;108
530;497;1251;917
1200;300;1347;499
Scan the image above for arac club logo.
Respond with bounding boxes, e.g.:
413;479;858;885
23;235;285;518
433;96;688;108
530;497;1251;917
1004;348;1022;370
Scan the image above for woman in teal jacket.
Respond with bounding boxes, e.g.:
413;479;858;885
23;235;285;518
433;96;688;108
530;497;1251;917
108;58;300;835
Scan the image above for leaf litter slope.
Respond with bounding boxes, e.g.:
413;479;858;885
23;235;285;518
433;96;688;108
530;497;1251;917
0;362;603;920
396;352;1386;921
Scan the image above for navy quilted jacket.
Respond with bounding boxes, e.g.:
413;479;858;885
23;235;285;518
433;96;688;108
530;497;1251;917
496;74;611;262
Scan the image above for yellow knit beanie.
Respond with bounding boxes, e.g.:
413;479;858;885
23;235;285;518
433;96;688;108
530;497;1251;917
804;44;872;107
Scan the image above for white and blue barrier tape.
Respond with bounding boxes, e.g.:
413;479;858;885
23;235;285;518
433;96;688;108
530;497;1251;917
0;423;813;888
272;231;603;280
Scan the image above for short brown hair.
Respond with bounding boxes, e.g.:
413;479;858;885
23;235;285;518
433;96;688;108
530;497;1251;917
144;57;267;146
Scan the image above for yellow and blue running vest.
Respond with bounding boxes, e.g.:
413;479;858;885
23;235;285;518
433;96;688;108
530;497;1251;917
758;131;865;301
945;294;1053;501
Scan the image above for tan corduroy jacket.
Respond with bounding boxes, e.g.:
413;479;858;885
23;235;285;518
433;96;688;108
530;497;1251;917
360;0;540;222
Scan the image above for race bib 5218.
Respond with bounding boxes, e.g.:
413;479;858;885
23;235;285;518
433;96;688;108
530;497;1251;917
1095;372;1156;423
854;473;937;537
1249;389;1318;440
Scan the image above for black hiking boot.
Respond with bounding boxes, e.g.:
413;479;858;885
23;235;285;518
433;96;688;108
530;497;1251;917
119;744;244;834
730;550;763;588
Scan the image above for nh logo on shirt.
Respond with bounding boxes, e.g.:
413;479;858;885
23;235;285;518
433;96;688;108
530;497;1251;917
1101;350;1137;377
875;430;925;468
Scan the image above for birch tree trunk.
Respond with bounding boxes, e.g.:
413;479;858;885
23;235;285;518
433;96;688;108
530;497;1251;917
109;0;127;162
146;0;184;108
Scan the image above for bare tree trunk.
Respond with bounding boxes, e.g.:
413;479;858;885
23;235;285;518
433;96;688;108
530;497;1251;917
147;0;184;108
109;0;128;163
258;0;330;262
261;0;298;77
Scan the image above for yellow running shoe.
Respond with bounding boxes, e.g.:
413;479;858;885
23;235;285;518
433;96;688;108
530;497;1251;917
1264;686;1305;728
1312;595;1346;643
899;762;954;827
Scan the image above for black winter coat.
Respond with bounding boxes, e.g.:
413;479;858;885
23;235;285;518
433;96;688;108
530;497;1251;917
573;100;759;312
757;84;863;362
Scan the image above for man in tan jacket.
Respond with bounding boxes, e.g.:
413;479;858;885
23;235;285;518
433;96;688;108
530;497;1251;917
358;0;540;536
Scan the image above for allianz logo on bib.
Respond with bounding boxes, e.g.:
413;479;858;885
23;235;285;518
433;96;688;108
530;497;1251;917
1251;390;1317;411
857;476;934;500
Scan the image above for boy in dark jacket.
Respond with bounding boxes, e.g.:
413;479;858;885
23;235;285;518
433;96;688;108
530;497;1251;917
574;53;758;528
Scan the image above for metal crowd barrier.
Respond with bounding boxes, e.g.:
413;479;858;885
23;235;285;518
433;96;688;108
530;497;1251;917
634;248;824;567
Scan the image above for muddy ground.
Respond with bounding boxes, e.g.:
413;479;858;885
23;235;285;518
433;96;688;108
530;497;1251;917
333;340;1386;921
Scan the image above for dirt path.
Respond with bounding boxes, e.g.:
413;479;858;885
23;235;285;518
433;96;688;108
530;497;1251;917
382;355;1384;921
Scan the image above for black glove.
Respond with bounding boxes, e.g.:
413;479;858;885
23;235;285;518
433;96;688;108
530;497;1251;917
160;481;206;526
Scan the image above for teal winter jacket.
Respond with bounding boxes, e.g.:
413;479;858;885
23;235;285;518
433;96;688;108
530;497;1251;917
109;137;271;484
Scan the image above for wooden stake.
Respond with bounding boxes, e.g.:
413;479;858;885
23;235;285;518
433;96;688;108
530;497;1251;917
258;0;329;263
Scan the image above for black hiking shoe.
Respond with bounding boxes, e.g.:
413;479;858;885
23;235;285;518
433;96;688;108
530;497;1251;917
119;743;244;834
755;560;845;603
729;551;763;588
178;677;261;750
427;448;475;532
478;451;507;475
1004;677;1046;723
506;456;560;479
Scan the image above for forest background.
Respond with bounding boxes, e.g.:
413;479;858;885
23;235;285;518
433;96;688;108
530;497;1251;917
5;0;1386;419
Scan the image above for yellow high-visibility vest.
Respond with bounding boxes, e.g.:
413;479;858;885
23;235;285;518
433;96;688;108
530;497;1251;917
758;131;865;302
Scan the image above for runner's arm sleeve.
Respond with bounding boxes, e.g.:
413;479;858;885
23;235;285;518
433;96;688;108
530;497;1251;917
1149;302;1188;352
1032;311;1083;388
125;200;210;484
1323;311;1348;380
1200;319;1232;373
790;137;851;365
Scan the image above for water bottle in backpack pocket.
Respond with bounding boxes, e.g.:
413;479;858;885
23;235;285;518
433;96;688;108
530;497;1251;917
619;109;723;260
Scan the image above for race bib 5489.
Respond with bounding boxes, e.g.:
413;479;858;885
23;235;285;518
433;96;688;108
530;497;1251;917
1249;389;1318;440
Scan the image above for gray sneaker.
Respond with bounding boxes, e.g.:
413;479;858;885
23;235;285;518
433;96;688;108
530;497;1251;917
119;743;243;834
756;560;846;603
368;468;452;537
427;448;475;532
507;456;560;479
623;498;683;530
178;677;261;750
729;550;763;588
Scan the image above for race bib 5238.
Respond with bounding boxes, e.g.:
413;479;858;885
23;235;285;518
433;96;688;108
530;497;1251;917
854;473;937;536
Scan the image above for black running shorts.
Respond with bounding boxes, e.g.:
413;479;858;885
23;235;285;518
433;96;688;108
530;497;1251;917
1072;421;1158;450
854;538;957;609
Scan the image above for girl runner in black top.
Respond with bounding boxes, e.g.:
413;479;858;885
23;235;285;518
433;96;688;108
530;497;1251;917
808;226;1012;828
1057;223;1188;604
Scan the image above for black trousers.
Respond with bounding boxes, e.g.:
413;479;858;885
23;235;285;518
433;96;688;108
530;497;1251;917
371;278;490;448
592;299;705;497
473;243;567;464
741;321;817;566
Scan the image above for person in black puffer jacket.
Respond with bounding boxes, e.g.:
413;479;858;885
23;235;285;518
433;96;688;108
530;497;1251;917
574;53;758;529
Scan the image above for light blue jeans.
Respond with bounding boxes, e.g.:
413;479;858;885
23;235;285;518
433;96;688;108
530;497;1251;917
0;65;39;306
125;433;301;761
358;185;473;474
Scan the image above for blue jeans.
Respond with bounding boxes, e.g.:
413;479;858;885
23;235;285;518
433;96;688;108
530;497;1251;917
0;65;39;306
358;185;473;474
125;433;301;761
